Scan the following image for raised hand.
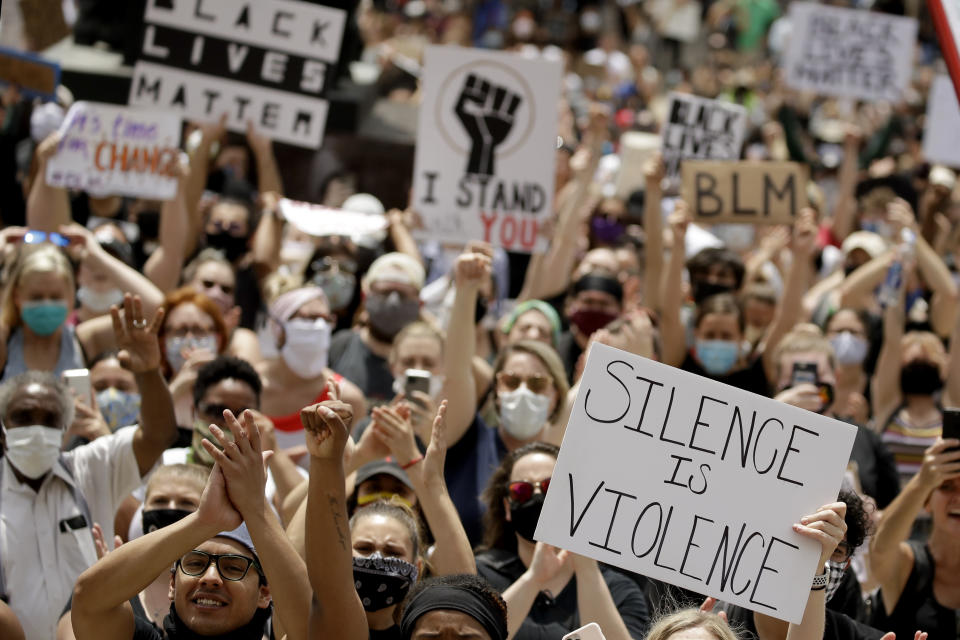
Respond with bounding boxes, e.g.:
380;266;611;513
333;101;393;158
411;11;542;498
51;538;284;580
197;113;228;145
302;379;353;460
195;462;243;533
111;294;164;374
699;597;729;623
668;200;691;246
455;73;522;176
791;208;819;259
246;120;273;157
915;438;960;491
201;409;272;520
454;251;492;290
91;522;123;560
528;542;571;586
371;403;420;467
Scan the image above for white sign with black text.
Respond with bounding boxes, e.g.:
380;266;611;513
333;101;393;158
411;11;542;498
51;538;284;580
128;0;345;148
535;344;857;624
923;75;960;168
661;93;747;181
411;46;562;253
46;101;181;199
783;2;917;102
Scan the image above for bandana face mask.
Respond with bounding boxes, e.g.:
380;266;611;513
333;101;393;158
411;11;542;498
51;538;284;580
825;558;851;602
352;552;419;611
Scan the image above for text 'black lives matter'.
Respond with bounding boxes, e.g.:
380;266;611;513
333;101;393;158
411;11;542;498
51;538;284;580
128;0;347;148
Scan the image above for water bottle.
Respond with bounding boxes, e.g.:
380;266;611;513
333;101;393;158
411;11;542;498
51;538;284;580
878;228;916;308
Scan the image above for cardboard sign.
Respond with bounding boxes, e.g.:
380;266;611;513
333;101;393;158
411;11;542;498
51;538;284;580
615;132;661;199
783;3;917;102
411;46;562;253
128;0;346;148
535;344;857;624
681;160;808;225
928;0;960;105
661;93;747;181
0;47;60;100
280;198;389;239
46;102;181;199
923;75;960;168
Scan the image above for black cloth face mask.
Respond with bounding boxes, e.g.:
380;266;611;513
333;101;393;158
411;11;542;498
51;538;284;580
142;508;192;534
352;552;419;611
508;493;545;542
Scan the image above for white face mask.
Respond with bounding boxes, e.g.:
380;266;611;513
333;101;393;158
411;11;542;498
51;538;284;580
281;318;331;379
3;425;62;479
76;286;124;313
165;334;218;373
499;386;551;440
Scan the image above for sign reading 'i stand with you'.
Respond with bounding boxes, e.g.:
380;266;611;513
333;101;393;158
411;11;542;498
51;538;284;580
129;0;346;148
535;344;856;624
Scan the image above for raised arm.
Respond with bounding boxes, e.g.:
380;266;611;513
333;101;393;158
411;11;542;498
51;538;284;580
302;384;369;640
825;127;862;244
72;465;242;640
145;156;191;292
944;305;960;407
203;409;310;640
62;224;165;314
660;202;690;367
387;208;424;266
642;153;665;313
250;190;283;279
184;116;227;257
372;401;476;575
111;295;179;476
871;283;905;423
26;132;71;232
837;250;895;309
572;555;639;640
869;439;960;614
762;209;817;382
442;252;488;446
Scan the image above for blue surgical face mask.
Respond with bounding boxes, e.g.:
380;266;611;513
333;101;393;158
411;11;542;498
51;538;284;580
695;339;739;376
95;387;141;431
20;300;69;336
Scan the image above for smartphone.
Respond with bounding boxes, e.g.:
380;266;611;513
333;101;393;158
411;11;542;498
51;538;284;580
562;623;606;640
62;369;91;402
791;362;819;388
404;369;431;404
942;408;960;452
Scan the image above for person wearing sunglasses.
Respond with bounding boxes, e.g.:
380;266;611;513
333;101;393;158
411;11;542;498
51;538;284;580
475;442;650;640
72;409;310;640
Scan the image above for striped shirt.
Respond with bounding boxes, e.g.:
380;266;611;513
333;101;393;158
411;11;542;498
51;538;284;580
881;409;942;487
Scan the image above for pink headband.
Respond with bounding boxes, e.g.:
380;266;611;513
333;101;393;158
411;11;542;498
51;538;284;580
270;287;328;324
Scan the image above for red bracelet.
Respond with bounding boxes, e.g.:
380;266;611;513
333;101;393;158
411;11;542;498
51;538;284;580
401;456;424;470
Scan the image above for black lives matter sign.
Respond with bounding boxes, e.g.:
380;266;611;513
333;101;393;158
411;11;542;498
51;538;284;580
783;2;917;102
661;93;746;181
128;0;346;148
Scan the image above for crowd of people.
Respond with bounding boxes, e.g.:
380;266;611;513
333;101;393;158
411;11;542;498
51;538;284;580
1;0;959;639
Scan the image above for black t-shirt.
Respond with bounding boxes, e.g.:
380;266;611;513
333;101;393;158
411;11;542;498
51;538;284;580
555;330;582;385
680;353;771;397
370;626;401;640
329;329;395;405
723;603;885;640
847;424;900;510
476;548;650;639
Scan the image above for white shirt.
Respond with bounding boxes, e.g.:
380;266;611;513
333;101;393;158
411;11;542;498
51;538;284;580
1;426;143;640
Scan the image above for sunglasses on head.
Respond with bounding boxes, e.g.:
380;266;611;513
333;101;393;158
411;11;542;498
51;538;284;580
23;230;69;247
508;479;550;504
497;372;552;394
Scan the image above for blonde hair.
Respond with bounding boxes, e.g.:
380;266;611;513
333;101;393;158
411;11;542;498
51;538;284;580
144;463;209;502
493;340;570;422
772;324;837;379
262;272;306;306
390;321;445;363
0;244;75;329
645;609;739;640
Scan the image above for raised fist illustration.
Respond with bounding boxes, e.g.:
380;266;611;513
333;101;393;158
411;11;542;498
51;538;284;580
455;73;522;176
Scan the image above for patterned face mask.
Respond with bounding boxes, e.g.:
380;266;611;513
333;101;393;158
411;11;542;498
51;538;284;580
825;558;851;602
95;387;141;431
352;552;418;611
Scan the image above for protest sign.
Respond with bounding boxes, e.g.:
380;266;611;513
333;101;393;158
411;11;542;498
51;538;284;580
681;160;808;225
615;132;661;199
923;75;960;167
280;198;389;240
661;93;747;181
411;46;562;252
928;0;960;104
46;101;181;199
128;0;346;148
535;343;857;624
783;2;917;102
0;47;60;101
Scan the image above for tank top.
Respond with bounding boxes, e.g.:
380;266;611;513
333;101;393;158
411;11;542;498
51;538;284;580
872;541;958;639
1;326;85;383
268;373;344;451
880;406;942;488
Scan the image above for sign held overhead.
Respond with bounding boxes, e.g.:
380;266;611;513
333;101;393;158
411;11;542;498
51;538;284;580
411;46;562;253
535;344;857;624
661;93;747;181
46;101;181;200
681;160;808;225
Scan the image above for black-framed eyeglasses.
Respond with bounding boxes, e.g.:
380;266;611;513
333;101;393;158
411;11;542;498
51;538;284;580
177;549;261;581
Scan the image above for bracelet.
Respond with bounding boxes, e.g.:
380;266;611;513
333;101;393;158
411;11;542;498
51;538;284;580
401;456;424;470
811;571;828;591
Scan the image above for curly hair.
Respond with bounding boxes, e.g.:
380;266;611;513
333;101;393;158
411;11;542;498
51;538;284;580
839;489;872;554
480;442;559;554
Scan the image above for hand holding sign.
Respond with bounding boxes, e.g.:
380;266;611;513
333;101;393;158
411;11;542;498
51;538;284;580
793;502;846;567
455;73;522;176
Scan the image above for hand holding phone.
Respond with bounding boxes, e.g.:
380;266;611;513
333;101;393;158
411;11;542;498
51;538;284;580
562;623;606;640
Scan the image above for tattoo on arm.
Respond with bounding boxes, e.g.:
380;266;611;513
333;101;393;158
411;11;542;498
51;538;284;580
328;495;347;550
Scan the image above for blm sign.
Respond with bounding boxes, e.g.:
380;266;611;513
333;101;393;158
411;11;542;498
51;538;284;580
783;3;917;102
128;0;346;148
411;46;562;253
661;93;746;181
